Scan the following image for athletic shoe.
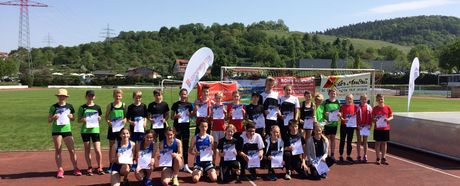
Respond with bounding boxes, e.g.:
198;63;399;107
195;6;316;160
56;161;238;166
86;168;93;176
357;156;362;162
339;156;344;162
144;178;152;186
249;171;257;180
321;173;328;179
284;171;292;180
56;169;64;178
363;155;368;163
182;165;193;174
269;172;277;181
381;158;389;165
96;167;105;175
73;169;82;176
172;176;179;186
346;157;355;163
104;167;111;174
376;158;381;165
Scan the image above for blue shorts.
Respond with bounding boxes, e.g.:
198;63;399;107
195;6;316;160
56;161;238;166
131;132;145;142
111;163;121;173
193;161;214;172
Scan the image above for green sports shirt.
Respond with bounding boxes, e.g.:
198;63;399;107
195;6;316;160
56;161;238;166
49;103;75;133
78;104;103;133
322;99;341;126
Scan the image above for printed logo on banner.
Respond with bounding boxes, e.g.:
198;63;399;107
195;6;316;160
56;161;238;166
320;73;371;103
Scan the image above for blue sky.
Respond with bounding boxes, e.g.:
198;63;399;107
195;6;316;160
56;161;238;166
1;0;460;52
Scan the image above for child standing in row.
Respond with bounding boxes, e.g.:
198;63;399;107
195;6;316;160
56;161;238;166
147;89;170;142
357;94;372;162
323;89;340;158
279;85;300;138
246;92;265;138
373;94;393;165
300;90;316;141
105;89;127;172
194;86;212;135
228;91;246;137
171;88;193;173
339;93;358;163
211;92;226;164
126;90;148;149
78;90;104;176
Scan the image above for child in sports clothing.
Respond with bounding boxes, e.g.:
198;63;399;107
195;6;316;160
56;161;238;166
260;76;281;137
48;89;82;178
211;92;226;164
126;90;148;148
237;123;265;180
228;91;246;137
282;120;308;180
105;89;127;172
189;121;218;183
300;90;316;141
158;127;184;186
194;86;212;135
217;124;241;183
78;90;104;176
110;128;135;186
170;88;194;173
134;129;156;186
279;85;300;138
263;125;284;181
314;93;325;126
306;123;331;180
372;94;393;165
246;92;265;138
338;94;358;163
323;89;340;158
147;89;170;142
356;94;372;162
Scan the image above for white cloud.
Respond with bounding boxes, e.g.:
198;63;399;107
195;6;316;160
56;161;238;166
368;0;458;14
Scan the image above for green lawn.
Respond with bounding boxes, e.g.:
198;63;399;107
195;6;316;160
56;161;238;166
0;89;459;151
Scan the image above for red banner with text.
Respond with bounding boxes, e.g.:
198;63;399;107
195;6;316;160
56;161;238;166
197;82;238;102
273;76;316;97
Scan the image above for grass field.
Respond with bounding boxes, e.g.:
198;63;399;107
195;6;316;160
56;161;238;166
1;88;459;151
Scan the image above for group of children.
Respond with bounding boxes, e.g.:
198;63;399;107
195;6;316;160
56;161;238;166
48;76;393;186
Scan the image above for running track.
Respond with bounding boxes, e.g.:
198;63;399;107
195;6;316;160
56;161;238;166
1;140;459;186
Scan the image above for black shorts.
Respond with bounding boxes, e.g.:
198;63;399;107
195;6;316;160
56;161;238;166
81;133;100;142
374;130;390;142
324;125;338;135
193;161;214;172
219;159;240;170
52;132;72;138
131;132;144;142
107;127;121;141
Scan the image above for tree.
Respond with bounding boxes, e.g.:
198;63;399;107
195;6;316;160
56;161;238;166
439;38;460;73
353;55;360;69
331;51;338;68
408;45;437;72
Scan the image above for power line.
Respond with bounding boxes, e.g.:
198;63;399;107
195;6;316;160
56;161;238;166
100;24;116;43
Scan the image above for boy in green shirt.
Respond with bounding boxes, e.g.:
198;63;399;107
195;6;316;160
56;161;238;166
322;89;341;158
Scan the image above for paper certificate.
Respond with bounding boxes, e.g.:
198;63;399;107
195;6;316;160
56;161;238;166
231;105;244;120
159;149;173;167
360;125;370;136
118;151;133;164
212;105;225;119
319;121;327;127
291;138;304;155
376;116;387;128
247;150;260;168
270;151;283;168
328;110;339;122
134;116;144;133
314;159;329;175
111;118;124;132
303;117;314;129
151;114;164;129
85;112;99;128
178;107;189;123
199;146;213;162
138;151;152;169
346;115;357;128
196;103;208;117
283;111;294;126
56;108;70;126
253;114;265;129
223;144;236;161
266;106;278;120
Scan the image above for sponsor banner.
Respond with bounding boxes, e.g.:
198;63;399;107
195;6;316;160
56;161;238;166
236;79;266;101
273;76;316;97
320;73;371;102
197;82;238;102
181;47;214;94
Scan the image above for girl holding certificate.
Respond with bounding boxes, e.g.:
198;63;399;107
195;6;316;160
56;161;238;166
238;123;265;180
323;89;340;159
158;127;183;186
372;94;393;165
245;92;265;138
260;76;281;137
126;90;148;146
105;89;127;173
110;128;135;186
48;89;81;178
217;125;241;183
78;90;104;176
279;85;300;138
211;92;226;163
228;91;246;137
338;94;358;163
306;123;331;180
194;86;212;135
263;125;284;181
147;89;170;142
300;90;316;141
189;121;217;183
283;120;308;180
134;130;156;186
170;88;193;173
356;94;372;162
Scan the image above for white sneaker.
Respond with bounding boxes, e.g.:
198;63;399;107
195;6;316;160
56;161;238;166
182;165;192;174
284;171;291;180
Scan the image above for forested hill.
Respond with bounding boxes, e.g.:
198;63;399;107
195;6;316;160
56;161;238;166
323;15;460;46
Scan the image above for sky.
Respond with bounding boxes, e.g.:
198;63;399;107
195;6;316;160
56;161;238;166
1;0;460;52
